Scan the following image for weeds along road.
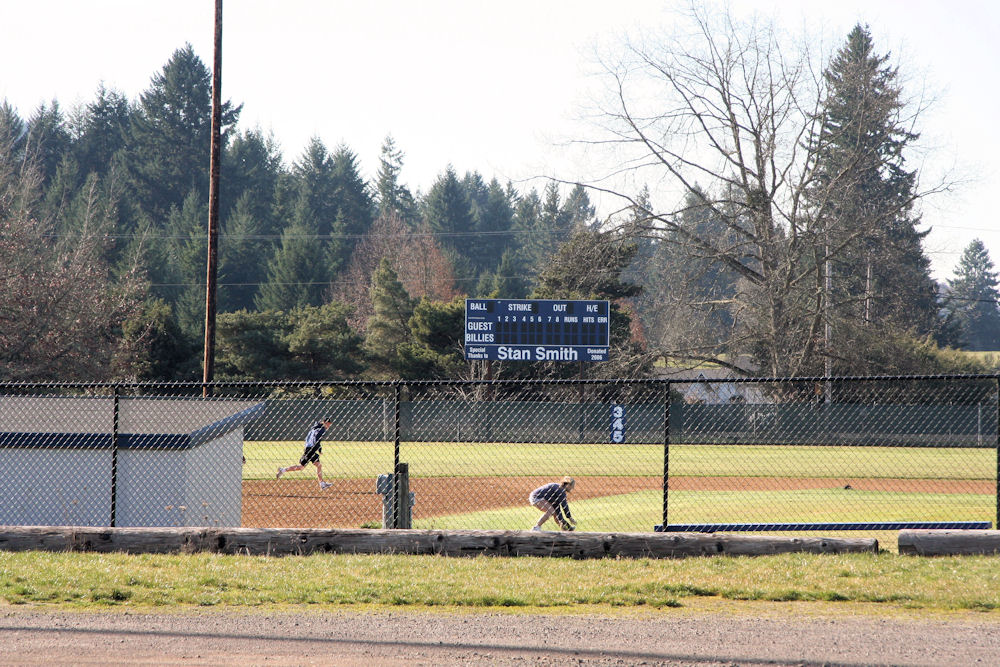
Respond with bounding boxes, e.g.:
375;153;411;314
2;605;1000;666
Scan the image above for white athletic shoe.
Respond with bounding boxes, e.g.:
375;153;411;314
530;525;541;531
320;481;332;490
276;467;284;479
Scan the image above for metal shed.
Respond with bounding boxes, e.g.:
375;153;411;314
0;396;262;527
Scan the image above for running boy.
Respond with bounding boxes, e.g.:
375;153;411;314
277;418;334;490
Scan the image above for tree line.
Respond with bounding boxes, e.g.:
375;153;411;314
1;12;998;384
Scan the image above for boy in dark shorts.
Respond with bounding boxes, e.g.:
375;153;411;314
277;418;334;490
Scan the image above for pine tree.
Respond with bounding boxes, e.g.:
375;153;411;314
0;101;26;163
468;178;515;277
364;258;415;377
127;43;241;221
811;25;939;344
422;166;475;290
69;84;131;179
560;183;598;231
374;134;416;222
255;214;328;311
284;303;365;379
218;192;271;312
947;239;1000;351
223;127;283;232
328;143;374;267
24;101;71;185
162;191;210;339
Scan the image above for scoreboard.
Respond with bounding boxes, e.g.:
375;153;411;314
464;299;610;362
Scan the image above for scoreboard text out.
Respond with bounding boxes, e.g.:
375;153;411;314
464;299;610;362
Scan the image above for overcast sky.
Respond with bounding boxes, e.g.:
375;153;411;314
3;1;998;281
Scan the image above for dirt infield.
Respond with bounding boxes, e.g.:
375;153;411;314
243;476;661;528
242;475;991;529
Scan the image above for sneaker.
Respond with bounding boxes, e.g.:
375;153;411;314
530;525;541;531
276;467;284;479
320;481;332;490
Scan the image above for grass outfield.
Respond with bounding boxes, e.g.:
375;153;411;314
412;488;995;551
3;550;1000;612
243;441;996;480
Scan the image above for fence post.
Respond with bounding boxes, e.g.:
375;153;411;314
392;383;401;529
110;385;119;527
996;378;999;529
395;461;411;529
663;380;671;529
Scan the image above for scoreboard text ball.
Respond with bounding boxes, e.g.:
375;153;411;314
464;299;610;362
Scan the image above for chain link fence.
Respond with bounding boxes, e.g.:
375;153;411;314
1;376;996;535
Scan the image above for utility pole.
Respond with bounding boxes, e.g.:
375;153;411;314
202;0;223;397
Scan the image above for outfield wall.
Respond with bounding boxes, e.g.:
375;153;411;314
243;399;998;447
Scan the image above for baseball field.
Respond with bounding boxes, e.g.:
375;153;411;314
240;441;997;546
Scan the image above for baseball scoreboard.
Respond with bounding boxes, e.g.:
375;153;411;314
464;298;610;362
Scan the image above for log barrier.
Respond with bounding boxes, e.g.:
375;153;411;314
0;526;877;558
898;529;1000;556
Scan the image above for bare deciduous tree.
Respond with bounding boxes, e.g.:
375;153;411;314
584;6;942;376
329;213;459;331
0;140;144;380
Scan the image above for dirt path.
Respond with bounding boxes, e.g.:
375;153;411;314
2;607;999;665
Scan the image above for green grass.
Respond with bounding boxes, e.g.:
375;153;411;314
244;442;996;541
2;550;1000;613
243;441;995;480
668;444;995;480
414;488;994;532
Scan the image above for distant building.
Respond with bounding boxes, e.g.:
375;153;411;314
657;366;768;404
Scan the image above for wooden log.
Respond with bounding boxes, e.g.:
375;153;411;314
898;529;1000;556
0;527;877;558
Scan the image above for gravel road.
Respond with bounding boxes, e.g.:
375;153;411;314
2;607;999;666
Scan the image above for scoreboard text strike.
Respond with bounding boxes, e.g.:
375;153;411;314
464;299;610;362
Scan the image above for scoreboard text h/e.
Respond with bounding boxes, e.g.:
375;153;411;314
464;299;610;362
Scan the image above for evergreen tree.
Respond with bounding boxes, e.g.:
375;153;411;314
255;214;328;311
395;296;467;379
284;302;365;378
328;143;374;267
284;137;371;278
469;178;515;277
811;25;939;350
517;182;572;275
223;127;283;231
127;43;241;221
509;187;542;287
422;166;475;290
218;192;271;312
374;134;416;222
216;304;365;380
291;137;338;234
560;183;598;231
947;239;1000;351
476;248;529;299
215;309;293;379
0;101;26;162
364;258;415;377
24;101;71;185
113;298;198;381
161;191;209;339
69;84;132;179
